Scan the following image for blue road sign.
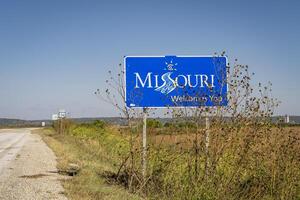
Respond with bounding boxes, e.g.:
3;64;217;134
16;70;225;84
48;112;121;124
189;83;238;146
125;56;228;108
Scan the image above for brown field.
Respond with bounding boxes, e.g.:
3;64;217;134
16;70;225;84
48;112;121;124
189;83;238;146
144;126;300;149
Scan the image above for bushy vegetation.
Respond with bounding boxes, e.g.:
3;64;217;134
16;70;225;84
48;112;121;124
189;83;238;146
91;54;300;199
147;119;163;128
46;119;300;200
39;122;139;200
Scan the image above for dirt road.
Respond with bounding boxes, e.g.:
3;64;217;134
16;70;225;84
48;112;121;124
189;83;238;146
0;128;67;200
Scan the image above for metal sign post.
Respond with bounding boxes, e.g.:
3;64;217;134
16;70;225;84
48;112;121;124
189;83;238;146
142;108;147;181
205;116;210;176
58;109;66;134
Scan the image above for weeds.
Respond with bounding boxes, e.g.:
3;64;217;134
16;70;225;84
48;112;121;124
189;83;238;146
93;52;299;199
37;127;140;200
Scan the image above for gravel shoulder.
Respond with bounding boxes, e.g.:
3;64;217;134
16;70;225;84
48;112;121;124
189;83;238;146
0;128;67;200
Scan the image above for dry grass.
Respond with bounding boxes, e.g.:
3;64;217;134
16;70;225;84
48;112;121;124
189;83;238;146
149;127;300;148
119;124;300;199
35;128;141;200
34;123;300;200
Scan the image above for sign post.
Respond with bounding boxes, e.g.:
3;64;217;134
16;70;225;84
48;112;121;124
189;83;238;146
58;109;66;134
205;116;210;176
142;107;147;182
124;55;228;184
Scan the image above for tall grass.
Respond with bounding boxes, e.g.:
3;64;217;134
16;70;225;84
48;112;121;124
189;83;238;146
48;119;300;199
39;123;140;200
91;53;300;199
111;119;298;200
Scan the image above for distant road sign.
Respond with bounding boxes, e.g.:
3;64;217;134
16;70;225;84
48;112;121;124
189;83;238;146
58;109;66;119
52;114;58;120
125;56;228;108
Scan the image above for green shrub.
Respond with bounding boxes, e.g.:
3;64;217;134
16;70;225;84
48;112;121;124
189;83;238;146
147;119;163;128
93;120;106;129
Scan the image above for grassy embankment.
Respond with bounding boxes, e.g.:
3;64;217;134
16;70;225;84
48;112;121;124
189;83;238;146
37;120;300;200
36;124;140;200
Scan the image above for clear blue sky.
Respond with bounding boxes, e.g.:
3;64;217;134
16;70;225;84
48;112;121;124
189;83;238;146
0;0;299;120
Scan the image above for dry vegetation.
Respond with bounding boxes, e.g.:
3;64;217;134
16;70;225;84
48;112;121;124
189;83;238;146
38;127;141;200
39;121;300;200
92;53;300;199
117;121;300;200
